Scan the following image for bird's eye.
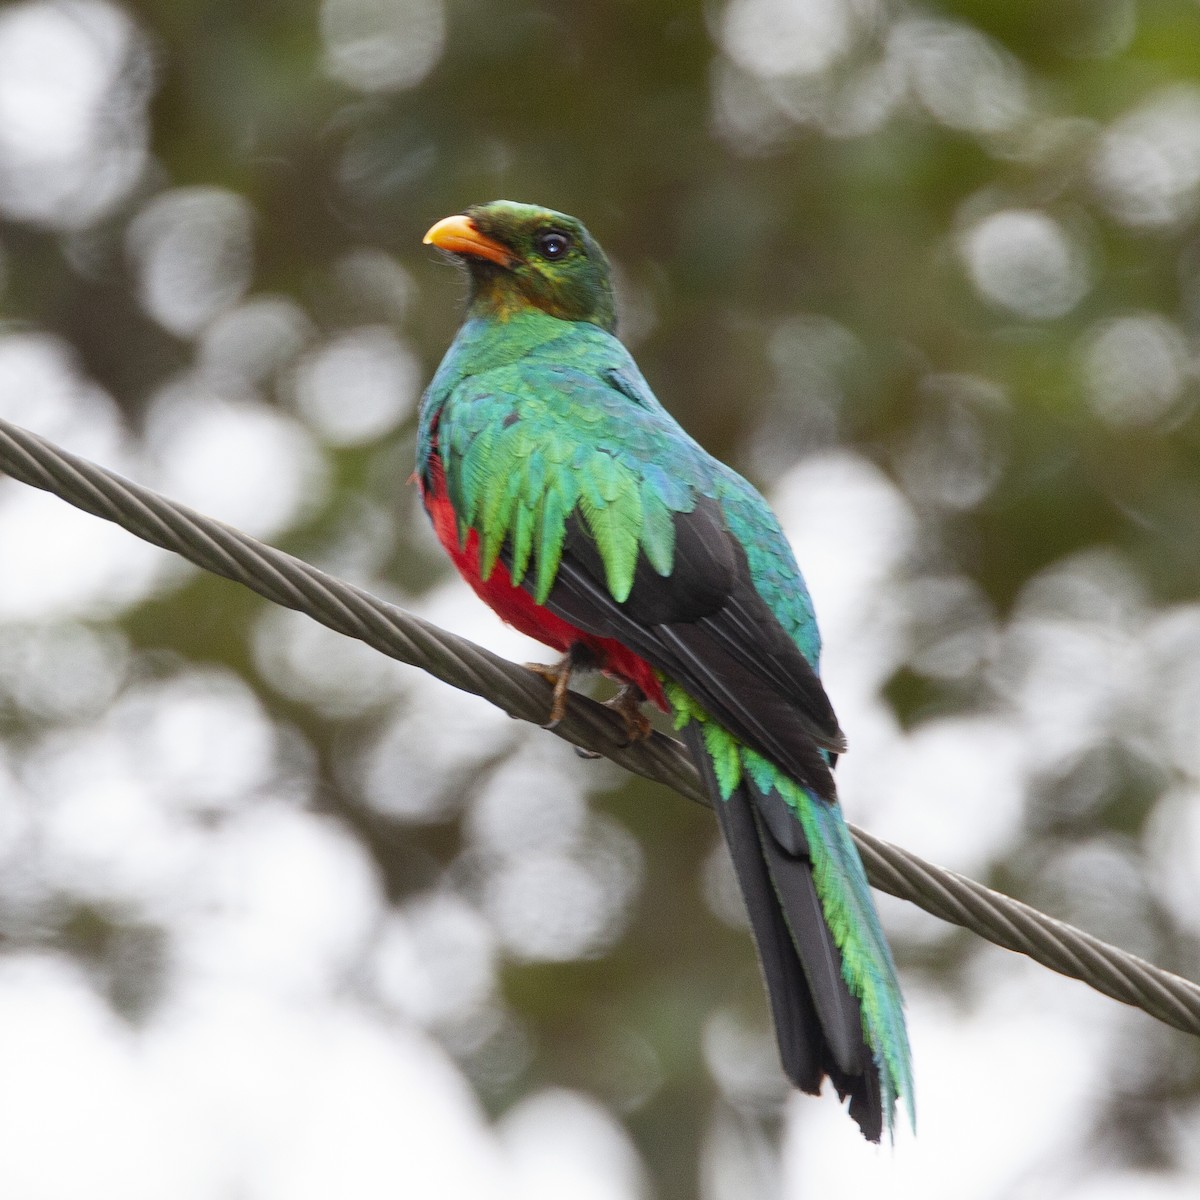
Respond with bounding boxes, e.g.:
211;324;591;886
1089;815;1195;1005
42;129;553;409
535;230;572;261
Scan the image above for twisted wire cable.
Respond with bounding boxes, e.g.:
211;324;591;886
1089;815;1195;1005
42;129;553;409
1;414;1198;1037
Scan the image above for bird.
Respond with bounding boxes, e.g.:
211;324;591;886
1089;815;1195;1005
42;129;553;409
416;200;913;1141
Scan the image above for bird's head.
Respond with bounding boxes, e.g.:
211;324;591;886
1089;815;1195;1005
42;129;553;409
424;200;616;332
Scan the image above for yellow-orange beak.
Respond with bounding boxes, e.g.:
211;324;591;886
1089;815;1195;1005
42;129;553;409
423;214;516;268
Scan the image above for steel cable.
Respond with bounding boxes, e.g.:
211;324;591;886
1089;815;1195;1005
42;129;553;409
1;414;1197;1037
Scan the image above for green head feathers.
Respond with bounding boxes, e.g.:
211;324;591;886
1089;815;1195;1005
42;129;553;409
424;200;616;332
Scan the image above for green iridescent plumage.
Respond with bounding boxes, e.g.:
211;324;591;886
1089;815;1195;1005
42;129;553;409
428;322;702;606
418;200;913;1139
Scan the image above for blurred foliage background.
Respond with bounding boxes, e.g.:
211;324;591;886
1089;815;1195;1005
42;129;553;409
1;0;1199;1197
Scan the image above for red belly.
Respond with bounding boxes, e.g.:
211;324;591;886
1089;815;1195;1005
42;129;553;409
419;452;666;710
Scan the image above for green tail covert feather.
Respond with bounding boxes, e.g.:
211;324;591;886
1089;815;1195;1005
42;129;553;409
418;199;914;1140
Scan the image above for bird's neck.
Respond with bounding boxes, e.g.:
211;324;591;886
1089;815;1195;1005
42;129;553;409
434;308;575;383
466;274;535;324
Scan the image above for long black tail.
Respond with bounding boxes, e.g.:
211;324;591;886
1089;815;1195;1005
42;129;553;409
684;725;884;1141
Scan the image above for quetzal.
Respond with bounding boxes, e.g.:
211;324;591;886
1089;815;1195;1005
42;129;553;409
416;201;913;1140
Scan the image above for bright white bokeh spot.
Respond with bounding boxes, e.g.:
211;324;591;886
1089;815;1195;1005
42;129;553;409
869;717;1028;876
1080;313;1188;426
466;742;591;859
1141;606;1200;781
892;18;1029;134
0;331;129;465
484;815;642;962
897;373;1008;511
703;1008;787;1106
144;382;327;539
721;0;859;80
0;955;205;1200
901;573;997;680
0;337;160;615
1017;545;1148;630
356;672;516;823
320;0;445;93
371;893;498;1027
109;671;280;814
1059;1177;1200;1200
334;248;416;321
128;187;255;336
485;852;604;961
0;3;115;158
822;57;908;138
0;621;128;721
708;59;803;154
961;209;1089;320
774;450;918;701
0;0;148;226
293;327;421;446
463;742;641;957
1092;86;1200;227
21;669;282;908
995;550;1148;771
783;977;1107;1197
23;723;208;909
144;989;508;1200
710;7;905;148
171;804;382;1001
1142;782;1200;931
253;604;408;718
498;1088;648;1200
200;297;313;386
701;836;753;932
775;451;917;631
0;484;164;621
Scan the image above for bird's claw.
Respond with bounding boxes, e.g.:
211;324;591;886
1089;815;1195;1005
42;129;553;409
606;683;653;747
525;651;650;749
525;646;590;728
524;659;572;728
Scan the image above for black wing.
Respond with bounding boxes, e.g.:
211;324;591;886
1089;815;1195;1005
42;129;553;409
508;495;844;804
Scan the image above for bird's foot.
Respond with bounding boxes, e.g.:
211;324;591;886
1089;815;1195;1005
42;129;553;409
605;682;653;747
524;658;573;727
524;644;594;729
